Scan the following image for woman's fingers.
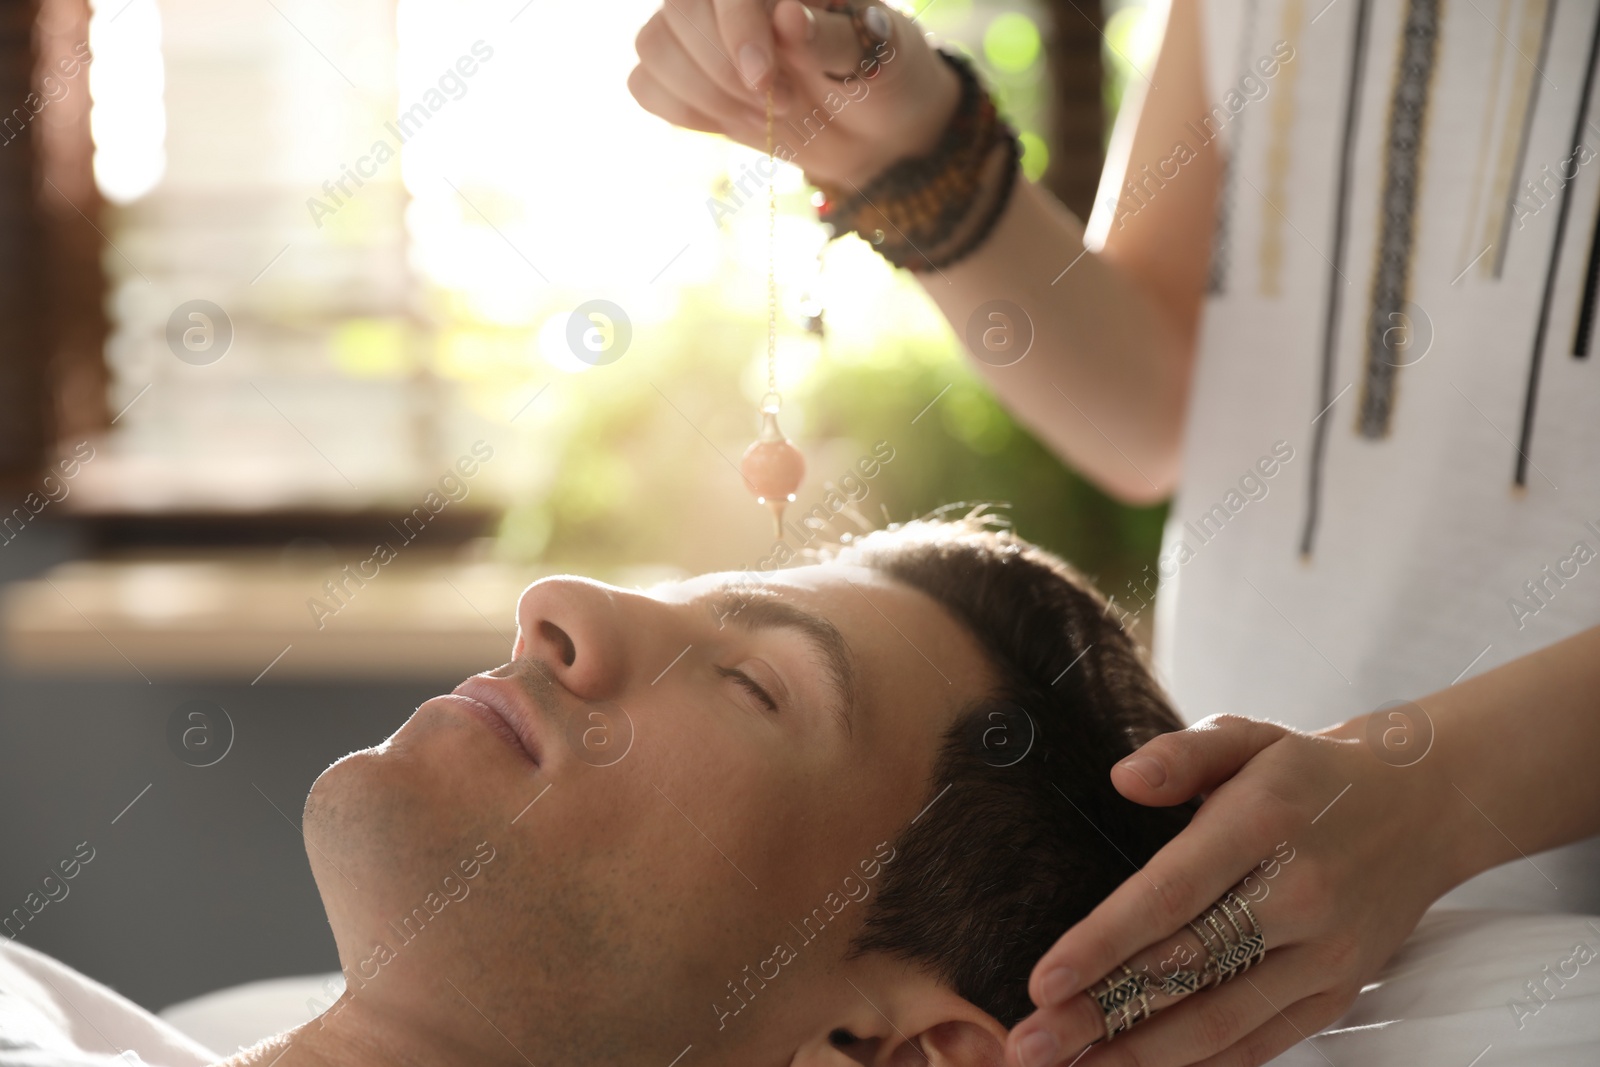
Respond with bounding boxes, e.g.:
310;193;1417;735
773;0;881;82
1024;781;1295;1015
1111;714;1290;806
1065;949;1328;1067
1012;985;1115;1063
631;0;953;185
1191;990;1353;1067
1017;719;1297;1025
635;12;766;129
712;0;778;89
627;65;749;138
661;0;769;105
1011;875;1306;1063
1008;929;1216;1062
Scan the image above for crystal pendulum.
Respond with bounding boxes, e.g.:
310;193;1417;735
739;87;805;537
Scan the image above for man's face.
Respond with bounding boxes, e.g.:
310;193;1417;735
303;560;997;1065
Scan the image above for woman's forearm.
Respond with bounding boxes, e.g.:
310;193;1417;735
917;178;1197;503
914;0;1217;503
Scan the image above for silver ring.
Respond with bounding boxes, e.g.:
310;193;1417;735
1097;883;1270;1044
1208;890;1267;982
1095;964;1153;1042
1187;919;1220;954
1157;966;1204;996
1229;891;1263;938
1215;894;1248;940
1204;910;1235;951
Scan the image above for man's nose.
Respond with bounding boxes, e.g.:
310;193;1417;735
513;576;633;702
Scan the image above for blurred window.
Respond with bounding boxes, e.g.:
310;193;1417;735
81;1;1097;578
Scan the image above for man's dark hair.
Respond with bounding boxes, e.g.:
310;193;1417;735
821;506;1195;1027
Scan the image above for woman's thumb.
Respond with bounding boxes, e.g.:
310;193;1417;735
1111;714;1289;805
774;0;890;81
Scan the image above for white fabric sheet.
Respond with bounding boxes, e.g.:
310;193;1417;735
0;940;216;1066
1267;909;1600;1065
6;909;1598;1065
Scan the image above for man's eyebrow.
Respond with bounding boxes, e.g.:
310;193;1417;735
714;588;858;736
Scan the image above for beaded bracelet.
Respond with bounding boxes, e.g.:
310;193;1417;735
808;49;1020;273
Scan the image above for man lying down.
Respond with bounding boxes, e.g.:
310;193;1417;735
4;514;1191;1066
2;514;1598;1067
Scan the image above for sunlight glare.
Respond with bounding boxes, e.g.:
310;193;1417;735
88;0;168;203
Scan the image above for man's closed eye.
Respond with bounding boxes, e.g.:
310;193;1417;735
716;666;779;713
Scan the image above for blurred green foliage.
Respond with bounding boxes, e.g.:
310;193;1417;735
798;340;1168;593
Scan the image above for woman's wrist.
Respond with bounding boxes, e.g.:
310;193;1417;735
1437;628;1600;880
849;48;962;186
809;49;1021;272
1414;687;1514;892
1327;626;1600;903
1319;709;1483;903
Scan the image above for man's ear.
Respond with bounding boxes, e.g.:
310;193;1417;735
791;963;1006;1067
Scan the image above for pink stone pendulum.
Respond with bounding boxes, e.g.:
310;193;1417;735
741;393;805;537
740;87;806;539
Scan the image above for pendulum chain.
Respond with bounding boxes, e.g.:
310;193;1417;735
766;87;778;405
738;86;806;536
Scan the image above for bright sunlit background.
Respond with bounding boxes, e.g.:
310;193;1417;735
0;0;1167;1016
78;0;1161;588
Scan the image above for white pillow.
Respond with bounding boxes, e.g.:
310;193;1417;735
1267;909;1600;1065
153;909;1600;1065
158;973;342;1058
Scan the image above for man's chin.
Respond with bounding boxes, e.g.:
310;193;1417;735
302;744;397;897
300;708;518;940
301;730;402;863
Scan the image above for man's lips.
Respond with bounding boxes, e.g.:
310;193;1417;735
450;675;543;768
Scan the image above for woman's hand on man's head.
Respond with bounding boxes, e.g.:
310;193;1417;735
627;0;960;185
1005;712;1468;1067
